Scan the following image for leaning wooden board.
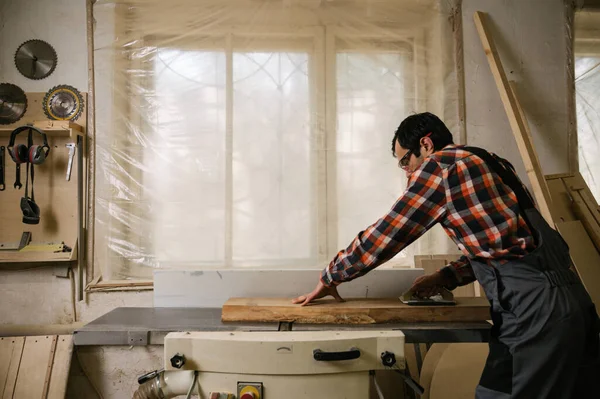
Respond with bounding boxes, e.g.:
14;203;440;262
222;298;491;324
0;335;73;399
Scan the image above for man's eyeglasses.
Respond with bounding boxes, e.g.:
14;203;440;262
397;132;432;170
398;150;413;169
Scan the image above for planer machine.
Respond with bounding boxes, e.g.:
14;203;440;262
74;268;491;399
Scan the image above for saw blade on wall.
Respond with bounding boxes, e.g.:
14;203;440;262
15;39;58;80
43;84;84;121
0;83;28;125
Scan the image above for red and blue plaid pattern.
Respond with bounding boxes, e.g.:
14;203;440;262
321;145;536;287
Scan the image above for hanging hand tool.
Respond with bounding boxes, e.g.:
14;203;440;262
14;163;21;189
0;231;31;251
66;143;75;181
0;146;5;191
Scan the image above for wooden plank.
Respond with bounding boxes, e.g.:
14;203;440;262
0;251;73;263
421;258;446;273
85;279;153;292
546;176;577;223
221;297;491;324
564;173;600;226
556;221;600;308
419;343;449;399
569;191;600;253
88;279;152;288
0;93;87;133
545;172;574;181
0;121;83;137
41;337;58;399
13;336;56;399
47;335;74;399
429;343;488;399
414;255;432;269
473;11;554;226
0;340;12;396
452;2;467;145
0;337;24;399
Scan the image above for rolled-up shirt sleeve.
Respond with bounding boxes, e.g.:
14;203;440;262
440;255;477;289
321;158;447;287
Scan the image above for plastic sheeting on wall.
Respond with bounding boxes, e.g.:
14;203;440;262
575;10;600;204
576;56;600;201
93;0;462;279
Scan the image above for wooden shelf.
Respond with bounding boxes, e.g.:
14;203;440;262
0;120;84;138
0;251;75;263
0;242;77;264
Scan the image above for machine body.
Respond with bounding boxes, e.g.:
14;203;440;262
160;330;406;398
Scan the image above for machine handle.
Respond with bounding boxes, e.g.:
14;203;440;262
313;347;361;361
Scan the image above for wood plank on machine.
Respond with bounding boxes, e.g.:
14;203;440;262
221;297;491;324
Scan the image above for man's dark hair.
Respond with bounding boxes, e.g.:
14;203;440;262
392;112;454;156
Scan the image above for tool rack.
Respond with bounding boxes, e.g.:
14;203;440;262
0;93;87;291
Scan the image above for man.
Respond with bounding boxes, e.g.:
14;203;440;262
293;112;600;398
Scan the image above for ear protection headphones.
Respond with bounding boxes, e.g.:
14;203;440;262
7;125;51;224
8;125;50;165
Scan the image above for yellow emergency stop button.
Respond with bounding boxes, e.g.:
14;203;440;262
239;385;261;399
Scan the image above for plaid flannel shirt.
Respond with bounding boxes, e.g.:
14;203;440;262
321;145;536;287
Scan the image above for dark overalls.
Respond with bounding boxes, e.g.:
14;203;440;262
463;147;600;398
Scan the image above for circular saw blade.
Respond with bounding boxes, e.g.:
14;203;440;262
15;39;57;80
0;83;28;125
43;85;84;121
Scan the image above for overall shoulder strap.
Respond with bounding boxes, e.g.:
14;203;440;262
462;146;536;212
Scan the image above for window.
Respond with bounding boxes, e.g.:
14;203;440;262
93;1;459;279
145;33;317;270
147;31;416;270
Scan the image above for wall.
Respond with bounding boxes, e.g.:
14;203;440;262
0;0;574;398
0;0;88;91
462;0;571;179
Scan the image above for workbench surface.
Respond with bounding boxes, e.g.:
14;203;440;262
73;307;491;346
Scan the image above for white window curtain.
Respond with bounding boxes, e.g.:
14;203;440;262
93;0;461;280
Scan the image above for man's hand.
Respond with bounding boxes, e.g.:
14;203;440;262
292;280;345;306
408;271;451;298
